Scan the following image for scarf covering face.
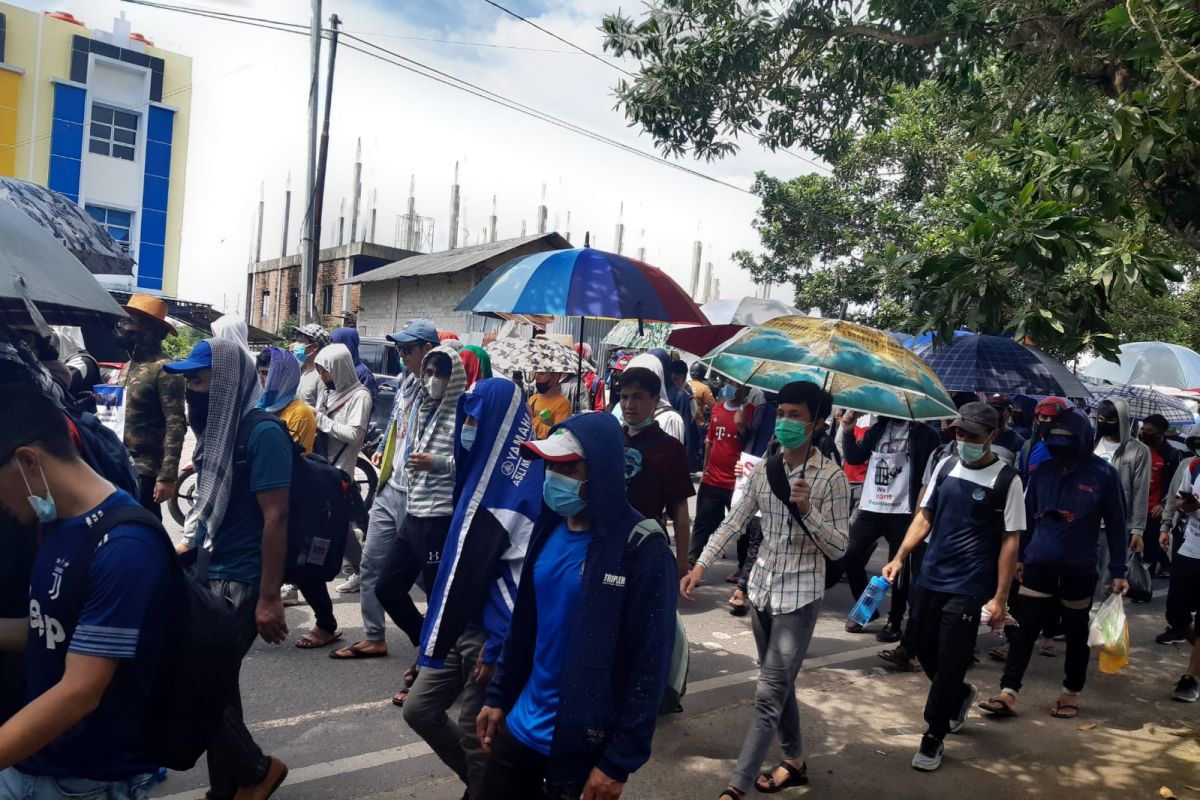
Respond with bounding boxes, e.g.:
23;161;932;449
212;314;251;356
193;338;262;542
257;346;301;413
315;343;366;414
462;345;492;379
418;378;544;667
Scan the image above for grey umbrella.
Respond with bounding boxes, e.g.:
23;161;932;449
0;200;127;328
0;177;135;277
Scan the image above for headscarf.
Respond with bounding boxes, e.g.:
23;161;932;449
257;346;301;413
462;345;492;379
330;327;378;396
212;314;251;356
460;349;483;389
193;338;262;541
314;343;367;414
419;379;544;667
650;347;692;417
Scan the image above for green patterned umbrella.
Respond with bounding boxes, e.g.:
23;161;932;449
601;320;679;350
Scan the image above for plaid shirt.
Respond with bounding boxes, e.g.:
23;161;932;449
699;450;850;615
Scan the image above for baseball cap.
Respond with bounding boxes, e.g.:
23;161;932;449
949;401;1000;435
164;340;212;374
986;394;1012;408
521;428;586;463
388;319;440;347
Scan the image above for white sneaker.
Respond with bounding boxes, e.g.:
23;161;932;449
949;683;978;734
912;735;944;771
336;573;361;594
281;584;303;607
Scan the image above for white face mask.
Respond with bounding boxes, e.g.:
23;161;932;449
19;461;57;524
425;376;448;401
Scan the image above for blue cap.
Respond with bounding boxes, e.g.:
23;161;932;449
163;340;212;374
387;319;439;346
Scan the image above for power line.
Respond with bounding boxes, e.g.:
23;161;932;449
478;0;634;77
339;31;619;57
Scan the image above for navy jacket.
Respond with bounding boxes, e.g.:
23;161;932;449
486;412;677;791
1022;407;1128;578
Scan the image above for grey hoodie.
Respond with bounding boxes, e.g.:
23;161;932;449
1102;398;1151;536
404;345;467;518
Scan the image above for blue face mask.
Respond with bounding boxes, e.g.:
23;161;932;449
292;343;308;364
543;470;587;517
19;461;57;524
461;423;477;451
717;384;735;401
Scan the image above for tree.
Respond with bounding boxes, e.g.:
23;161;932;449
163;325;204;360
604;0;1200;356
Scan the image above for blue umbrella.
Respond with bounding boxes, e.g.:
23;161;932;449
915;334;1090;398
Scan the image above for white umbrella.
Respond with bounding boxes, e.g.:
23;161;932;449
487;337;596;376
1083;342;1200;389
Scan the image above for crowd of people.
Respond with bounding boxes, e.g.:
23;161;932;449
0;303;1195;800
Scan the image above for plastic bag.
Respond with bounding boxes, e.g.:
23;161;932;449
1089;594;1130;674
1127;553;1153;603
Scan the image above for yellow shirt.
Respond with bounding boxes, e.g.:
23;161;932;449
528;393;573;439
278;398;317;454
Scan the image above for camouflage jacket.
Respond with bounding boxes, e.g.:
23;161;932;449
119;348;187;482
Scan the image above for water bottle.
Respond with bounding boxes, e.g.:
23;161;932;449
848;575;890;627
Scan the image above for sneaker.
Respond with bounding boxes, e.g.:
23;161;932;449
876;622;902;643
1038;637;1058;657
1156;627;1189;645
1173;675;1199;703
845;610;881;633
280;585;302;607
336;573;362;594
949;684;978;734
911;735;944;771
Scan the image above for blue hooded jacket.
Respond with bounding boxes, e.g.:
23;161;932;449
1022;407;1128;578
330;327;378;397
485;412;677;790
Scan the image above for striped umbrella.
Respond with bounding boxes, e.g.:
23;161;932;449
1087;384;1195;425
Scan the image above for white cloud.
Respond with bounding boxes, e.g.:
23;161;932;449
41;0;823;311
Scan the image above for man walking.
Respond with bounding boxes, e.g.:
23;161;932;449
880;402;1024;771
1140;414;1181;576
291;324;331;408
1165;469;1200;701
681;381;850;798
115;294;186;519
688;383;754;566
1093;398;1150;570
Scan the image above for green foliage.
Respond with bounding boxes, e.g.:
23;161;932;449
604;0;1200;357
162;325;203;360
277;315;299;340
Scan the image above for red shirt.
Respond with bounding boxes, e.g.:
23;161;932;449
1148;447;1165;510
844;421;868;485
703;402;754;490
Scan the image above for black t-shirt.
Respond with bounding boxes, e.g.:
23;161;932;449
0;512;37;723
624;423;695;523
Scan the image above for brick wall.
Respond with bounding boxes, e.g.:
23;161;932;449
357;270;477;337
252;258;363;335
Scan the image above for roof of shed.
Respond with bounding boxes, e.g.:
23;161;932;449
343;231;571;284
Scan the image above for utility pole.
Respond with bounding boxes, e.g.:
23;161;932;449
311;13;340;303
298;0;323;325
281;172;291;258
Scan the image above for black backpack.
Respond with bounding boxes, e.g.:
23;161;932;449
61;504;240;771
64;407;139;496
235;409;358;583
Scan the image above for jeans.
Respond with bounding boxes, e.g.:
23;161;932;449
730;600;822;794
689;483;733;563
403;627;490;798
1002;566;1097;695
476;723;578;800
833;511;911;626
135;474;161;521
376;515;451;647
1165;551;1200;632
205;580;271;800
0;769;155;800
914;592;980;741
360;484;407;642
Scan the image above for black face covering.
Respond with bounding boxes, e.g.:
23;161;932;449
323;379;337;391
113;329;139;352
1048;443;1076;464
1096;421;1119;438
535;381;552;395
186;390;210;436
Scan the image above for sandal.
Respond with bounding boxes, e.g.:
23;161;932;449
728;590;748;617
296;629;342;649
987;646;1008;662
1049;700;1078;719
756;761;807;793
403;662;420;687
392;688;411;707
978;695;1018;717
718;791;744;800
329;642;387;660
878;647;918;672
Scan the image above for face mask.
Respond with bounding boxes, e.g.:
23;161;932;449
460;424;477;451
1048;444;1076;464
717;384;735;401
958;440;989;464
113;329;139;351
1096;421;1118;438
18;461;57;524
292;344;309;364
426;376;448;401
1193;448;1200;458
186;390;210;436
535;381;552;395
774;418;810;449
625;410;655;432
543;470;587;517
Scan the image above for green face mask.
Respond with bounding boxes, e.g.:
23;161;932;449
958;440;989;463
774;418;810;449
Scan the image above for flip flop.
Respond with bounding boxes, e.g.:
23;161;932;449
878;647;918;671
978;696;1018;717
1049;700;1078;719
987;646;1008;662
329;642;387;660
392;688;411;707
756;762;807;793
296;629;343;649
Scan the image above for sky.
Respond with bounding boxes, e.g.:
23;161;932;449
22;0;823;314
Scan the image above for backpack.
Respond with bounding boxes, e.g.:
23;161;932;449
623;519;687;715
64;408;139;496
60;504;240;771
235;409;358;583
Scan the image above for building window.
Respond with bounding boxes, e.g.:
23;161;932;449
85;205;133;249
321;284;333;315
261;290;271;319
288;288;299;315
89;104;138;161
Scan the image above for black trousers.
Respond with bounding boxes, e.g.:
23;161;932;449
737;518;764;592
689;483;733;563
376;514;451;646
136;473;162;520
293;575;337;634
833;510;912;625
476;723;580;800
898;542;928;654
915;591;980;741
1165;551;1200;632
1002;566;1097;695
1143;522;1170;570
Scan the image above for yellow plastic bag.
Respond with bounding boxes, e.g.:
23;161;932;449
1098;619;1130;674
1089;594;1130;674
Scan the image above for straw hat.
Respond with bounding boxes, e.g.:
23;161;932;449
121;294;177;336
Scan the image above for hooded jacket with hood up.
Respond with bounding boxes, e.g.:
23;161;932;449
1098;398;1151;536
1022;407;1128;578
330;327;378;396
314;343;372;475
485;412;677;792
